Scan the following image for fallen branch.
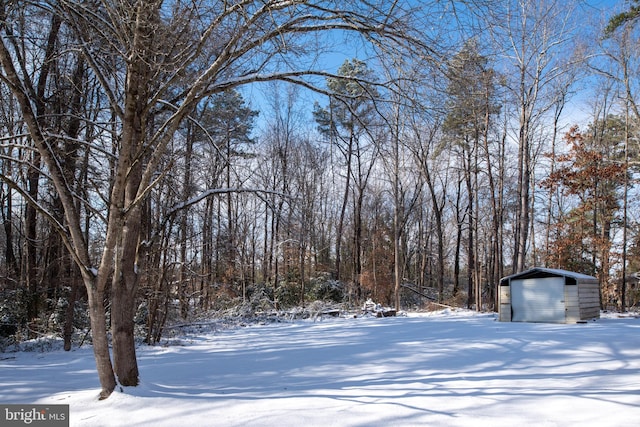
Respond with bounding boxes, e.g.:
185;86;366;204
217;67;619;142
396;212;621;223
400;284;456;309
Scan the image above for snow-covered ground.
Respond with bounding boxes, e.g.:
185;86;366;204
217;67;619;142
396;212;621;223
1;309;639;426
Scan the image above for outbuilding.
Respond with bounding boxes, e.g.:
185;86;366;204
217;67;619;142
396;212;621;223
499;267;600;323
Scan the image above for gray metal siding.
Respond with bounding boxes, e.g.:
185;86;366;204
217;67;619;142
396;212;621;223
565;285;580;323
499;285;511;321
578;280;600;320
511;277;565;323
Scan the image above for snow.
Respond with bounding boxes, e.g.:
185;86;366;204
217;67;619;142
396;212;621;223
1;310;640;426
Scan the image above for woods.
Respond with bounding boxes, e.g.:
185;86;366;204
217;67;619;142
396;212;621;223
1;0;640;399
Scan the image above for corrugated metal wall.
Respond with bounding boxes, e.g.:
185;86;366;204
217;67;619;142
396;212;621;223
578;281;600;320
499;285;511;321
510;277;565;323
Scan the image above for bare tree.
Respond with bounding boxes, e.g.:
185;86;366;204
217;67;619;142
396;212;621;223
409;117;447;303
314;59;382;302
442;39;501;308
490;0;584;273
0;77;20;287
0;0;433;399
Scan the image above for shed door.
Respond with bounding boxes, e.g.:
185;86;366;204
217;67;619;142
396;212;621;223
511;277;565;322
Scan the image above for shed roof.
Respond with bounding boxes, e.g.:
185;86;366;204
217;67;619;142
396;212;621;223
500;267;597;284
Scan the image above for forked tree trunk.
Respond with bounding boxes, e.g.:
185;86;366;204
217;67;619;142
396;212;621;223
0;22;118;398
105;0;156;382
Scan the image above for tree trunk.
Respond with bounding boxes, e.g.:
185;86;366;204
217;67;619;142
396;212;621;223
465;144;475;309
110;165;144;384
111;281;139;386
473;135;481;311
514;106;531;274
453;178;464;297
63;279;80;352
393;216;401;311
60;55;86;351
179;124;194;318
2;183;18;280
24;12;62;328
86;285;117;399
483;87;502;308
111;205;142;386
106;0;157;384
353;189;364;302
25;158;40;327
335;137;352;283
393;136;401;311
422;160;445;303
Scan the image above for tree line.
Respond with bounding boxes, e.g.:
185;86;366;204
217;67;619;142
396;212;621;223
1;0;639;398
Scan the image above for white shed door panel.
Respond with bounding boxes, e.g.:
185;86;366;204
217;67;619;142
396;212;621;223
511;277;565;322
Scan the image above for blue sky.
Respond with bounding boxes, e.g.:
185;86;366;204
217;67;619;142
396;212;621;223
240;0;634;138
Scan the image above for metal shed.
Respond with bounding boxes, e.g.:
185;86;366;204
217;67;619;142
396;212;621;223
499;267;600;323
